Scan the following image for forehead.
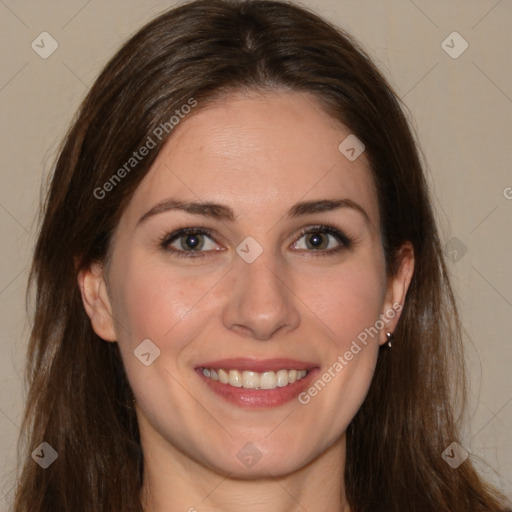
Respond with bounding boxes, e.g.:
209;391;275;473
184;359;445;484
123;90;379;229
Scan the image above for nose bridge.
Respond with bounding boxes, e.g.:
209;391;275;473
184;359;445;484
221;243;301;340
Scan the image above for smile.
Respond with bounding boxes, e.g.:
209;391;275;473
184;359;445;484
195;358;319;408
199;367;309;390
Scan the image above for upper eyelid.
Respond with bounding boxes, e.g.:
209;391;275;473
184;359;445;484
162;226;224;247
162;225;350;250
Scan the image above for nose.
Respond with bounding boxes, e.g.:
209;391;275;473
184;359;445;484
221;249;301;341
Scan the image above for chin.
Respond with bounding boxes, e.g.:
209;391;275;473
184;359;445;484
200;442;315;479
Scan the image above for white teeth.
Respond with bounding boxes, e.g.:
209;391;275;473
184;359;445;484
260;371;276;389
228;369;242;387
242;371;259;389
218;368;229;384
201;368;309;389
276;369;289;387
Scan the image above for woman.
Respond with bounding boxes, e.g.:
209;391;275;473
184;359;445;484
13;0;511;511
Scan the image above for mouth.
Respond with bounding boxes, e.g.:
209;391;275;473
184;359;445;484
195;358;319;409
198;367;310;389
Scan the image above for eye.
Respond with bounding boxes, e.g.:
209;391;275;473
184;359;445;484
160;225;352;259
160;227;221;258
291;225;352;254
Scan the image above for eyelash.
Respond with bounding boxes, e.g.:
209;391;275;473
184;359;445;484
159;225;353;259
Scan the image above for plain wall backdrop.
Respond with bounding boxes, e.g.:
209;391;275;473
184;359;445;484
0;0;511;509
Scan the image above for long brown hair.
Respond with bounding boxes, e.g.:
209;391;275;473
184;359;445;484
13;1;510;511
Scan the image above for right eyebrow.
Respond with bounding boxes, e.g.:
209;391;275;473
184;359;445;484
137;200;236;226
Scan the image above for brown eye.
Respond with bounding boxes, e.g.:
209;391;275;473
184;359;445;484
177;233;205;251
292;225;352;254
304;232;330;250
160;228;221;258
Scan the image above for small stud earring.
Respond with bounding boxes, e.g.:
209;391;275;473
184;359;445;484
385;332;393;348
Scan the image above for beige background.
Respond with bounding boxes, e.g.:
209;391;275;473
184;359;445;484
0;0;511;508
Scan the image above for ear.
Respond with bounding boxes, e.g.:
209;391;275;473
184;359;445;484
77;262;117;342
378;242;415;345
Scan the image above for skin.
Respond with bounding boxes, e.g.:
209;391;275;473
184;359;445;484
79;90;414;512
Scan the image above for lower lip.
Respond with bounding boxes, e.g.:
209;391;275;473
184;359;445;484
195;368;320;409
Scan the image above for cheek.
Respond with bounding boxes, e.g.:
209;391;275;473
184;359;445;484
110;243;386;354
300;257;386;348
106;254;212;413
108;252;221;350
288;259;386;449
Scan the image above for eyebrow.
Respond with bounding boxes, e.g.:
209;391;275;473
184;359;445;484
137;198;370;226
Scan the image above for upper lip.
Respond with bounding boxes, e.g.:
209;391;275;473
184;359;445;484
196;358;318;372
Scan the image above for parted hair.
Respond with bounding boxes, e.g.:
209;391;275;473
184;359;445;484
13;1;510;511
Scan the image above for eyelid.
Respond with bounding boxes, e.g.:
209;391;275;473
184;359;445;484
294;225;352;250
159;226;222;255
159;224;353;258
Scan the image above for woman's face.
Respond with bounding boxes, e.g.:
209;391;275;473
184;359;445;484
81;91;413;477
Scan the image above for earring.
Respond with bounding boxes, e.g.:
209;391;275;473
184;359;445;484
385;332;393;348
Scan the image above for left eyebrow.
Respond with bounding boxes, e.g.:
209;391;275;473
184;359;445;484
287;199;370;223
136;198;370;226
